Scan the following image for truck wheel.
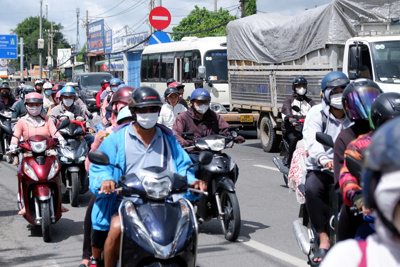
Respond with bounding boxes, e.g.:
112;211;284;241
260;116;280;152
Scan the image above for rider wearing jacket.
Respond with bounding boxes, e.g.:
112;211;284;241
12;85;36;119
96;79;110;108
305;71;351;263
0;84;16;111
10;92;67;215
281;77;315;166
89;86;206;267
322;116;400;267
158;87;187;129
337;91;400;241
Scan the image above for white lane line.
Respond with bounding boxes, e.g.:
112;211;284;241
240;237;308;267
254;164;279;172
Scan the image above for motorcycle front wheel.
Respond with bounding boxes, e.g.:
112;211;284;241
220;190;241;241
41;200;52;242
69;172;80;207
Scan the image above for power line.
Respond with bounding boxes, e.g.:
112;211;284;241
90;0;126;17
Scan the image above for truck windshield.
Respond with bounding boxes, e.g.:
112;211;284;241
372;41;400;84
81;74;113;87
204;50;228;83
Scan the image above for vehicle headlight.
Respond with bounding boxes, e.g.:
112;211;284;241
205;138;225;151
23;161;38;181
60;156;68;162
30;140;47;153
58;147;74;160
48;160;60;180
142;176;172;200
77;156;86;162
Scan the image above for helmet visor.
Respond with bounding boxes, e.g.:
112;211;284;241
345;87;381;120
326;78;350;89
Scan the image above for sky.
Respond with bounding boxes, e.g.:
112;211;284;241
0;0;332;51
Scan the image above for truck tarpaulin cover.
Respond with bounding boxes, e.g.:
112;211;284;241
227;0;400;64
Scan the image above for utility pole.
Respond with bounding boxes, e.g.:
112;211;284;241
240;0;246;18
86;10;89;72
148;0;154;35
19;37;24;82
71;45;75;77
76;8;80;52
214;0;217;12
39;0;43;80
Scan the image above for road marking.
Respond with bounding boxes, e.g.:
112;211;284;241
240;237;308;267
254;164;279;172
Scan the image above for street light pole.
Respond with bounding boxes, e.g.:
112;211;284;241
39;0;43;80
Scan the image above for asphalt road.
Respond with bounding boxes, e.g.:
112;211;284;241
0;131;309;267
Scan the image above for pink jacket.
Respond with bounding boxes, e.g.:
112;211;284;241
11;115;59;144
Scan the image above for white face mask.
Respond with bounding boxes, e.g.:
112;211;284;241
296;87;306;95
330;93;343;109
63;98;74;107
136;112;159;129
194;104;209;114
26;105;42;117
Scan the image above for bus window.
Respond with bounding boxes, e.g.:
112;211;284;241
204;50;228;83
148;54;160;82
141;55;148;81
183;50;201;82
161;53;174;82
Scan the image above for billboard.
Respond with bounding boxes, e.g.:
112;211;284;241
88;19;104;54
124;32;149;52
0;59;8;78
112;28;125;53
105;30;112;53
57;48;72;67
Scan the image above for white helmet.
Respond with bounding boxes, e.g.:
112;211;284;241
43;82;53;89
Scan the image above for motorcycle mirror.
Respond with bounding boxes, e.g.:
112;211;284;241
316;132;334;148
0;123;13;136
346;155;362;180
292;105;301;113
57;119;70;130
105;105;113;113
88;151;109;165
198;151;213;165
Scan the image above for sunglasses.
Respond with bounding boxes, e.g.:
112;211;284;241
134;106;160;114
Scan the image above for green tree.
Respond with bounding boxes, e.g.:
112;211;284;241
11;16;70;70
172;6;237;41
245;0;257;16
76;44;86;62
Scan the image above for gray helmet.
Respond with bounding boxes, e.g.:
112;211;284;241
128;86;163;108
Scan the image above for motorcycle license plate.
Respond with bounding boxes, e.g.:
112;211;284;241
240;115;253;122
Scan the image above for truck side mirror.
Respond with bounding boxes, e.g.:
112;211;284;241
349;45;362;79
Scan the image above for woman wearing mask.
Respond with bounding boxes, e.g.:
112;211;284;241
9;92;68;215
43;82;55;112
158;87;187;129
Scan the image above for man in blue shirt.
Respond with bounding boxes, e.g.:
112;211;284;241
89;86;206;267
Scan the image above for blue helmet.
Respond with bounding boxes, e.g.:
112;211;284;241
190;88;211;101
60;86;76;97
321;71;349;91
117;106;134;125
117;83;126;89
110;78;122;86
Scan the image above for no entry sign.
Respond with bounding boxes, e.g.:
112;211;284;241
149;7;171;31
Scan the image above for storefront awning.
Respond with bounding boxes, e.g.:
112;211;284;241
95;57;123;66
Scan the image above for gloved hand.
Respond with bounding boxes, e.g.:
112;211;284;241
59;139;67;148
9;144;18;153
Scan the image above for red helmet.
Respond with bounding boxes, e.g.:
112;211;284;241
24;92;43;104
168;82;185;89
111;86;135;105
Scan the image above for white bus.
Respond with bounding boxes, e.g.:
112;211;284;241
140;36;229;108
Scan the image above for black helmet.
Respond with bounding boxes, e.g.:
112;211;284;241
342;78;382;122
111;86;135;105
0;84;11;91
369;92;400;129
101;79;110;86
362;117;400;238
166;78;176;86
129;86;163;108
164;87;179;98
292;77;307;90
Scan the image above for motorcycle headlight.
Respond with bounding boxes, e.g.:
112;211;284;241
205;138;225;151
58;147;74;160
60;156;69;162
48;160;60;180
30;140;47;153
142;176;172;200
77;156;86;162
23;161;38;181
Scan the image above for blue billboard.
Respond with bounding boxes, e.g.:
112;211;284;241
0;35;18;59
105;30;112;53
88;19;104;54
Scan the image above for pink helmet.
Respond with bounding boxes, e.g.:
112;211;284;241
55;90;61;104
24;92;43;104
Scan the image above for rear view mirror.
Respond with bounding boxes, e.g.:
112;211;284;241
346;155;362;180
198;151;213;165
88;151;110;165
316;132;334;148
57;119;70;130
198;66;206;79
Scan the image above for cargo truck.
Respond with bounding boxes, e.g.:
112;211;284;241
227;0;400;152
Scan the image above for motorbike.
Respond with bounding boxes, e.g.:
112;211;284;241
0;120;70;242
292;132;339;266
182;130;241;242
57;116;90;207
88;150;209;267
0;108;15;162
